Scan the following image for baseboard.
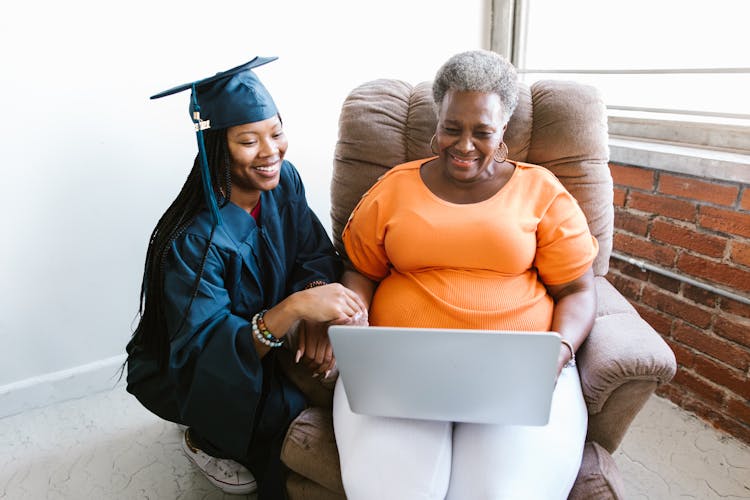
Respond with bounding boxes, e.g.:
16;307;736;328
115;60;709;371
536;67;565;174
0;354;127;419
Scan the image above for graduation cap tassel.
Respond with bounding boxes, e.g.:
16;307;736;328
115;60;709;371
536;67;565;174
191;85;223;226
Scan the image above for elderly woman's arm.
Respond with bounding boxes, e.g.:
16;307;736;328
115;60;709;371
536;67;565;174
341;266;377;320
545;267;596;376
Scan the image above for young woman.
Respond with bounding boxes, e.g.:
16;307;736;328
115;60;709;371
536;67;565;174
126;56;365;499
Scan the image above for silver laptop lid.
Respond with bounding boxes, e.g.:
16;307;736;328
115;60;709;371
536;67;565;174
328;325;561;426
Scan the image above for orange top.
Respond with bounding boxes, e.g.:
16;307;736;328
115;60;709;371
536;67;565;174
342;159;599;331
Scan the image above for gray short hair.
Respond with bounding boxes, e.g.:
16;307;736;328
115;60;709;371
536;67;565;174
432;50;519;125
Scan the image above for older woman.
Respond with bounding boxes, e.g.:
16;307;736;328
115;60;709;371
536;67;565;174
334;50;598;499
125;57;366;499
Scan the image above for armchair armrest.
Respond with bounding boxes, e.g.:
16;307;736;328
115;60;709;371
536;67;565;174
579;311;677;413
577;307;676;452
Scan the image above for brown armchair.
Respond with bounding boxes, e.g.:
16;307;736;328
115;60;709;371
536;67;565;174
278;78;677;499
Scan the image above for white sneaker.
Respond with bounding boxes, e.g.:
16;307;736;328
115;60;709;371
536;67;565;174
182;429;257;495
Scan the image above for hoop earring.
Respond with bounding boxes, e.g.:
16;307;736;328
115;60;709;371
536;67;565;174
430;135;439;155
493;142;508;163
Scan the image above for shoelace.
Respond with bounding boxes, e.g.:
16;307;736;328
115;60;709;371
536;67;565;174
214;458;246;478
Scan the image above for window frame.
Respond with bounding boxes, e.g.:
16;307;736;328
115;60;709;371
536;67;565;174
490;0;750;184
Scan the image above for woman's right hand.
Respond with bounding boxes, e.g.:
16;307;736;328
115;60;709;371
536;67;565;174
288;284;368;375
257;278;371;360
293;283;368;324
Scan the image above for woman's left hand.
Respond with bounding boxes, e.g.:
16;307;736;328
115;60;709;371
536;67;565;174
296;310;369;377
296;320;336;377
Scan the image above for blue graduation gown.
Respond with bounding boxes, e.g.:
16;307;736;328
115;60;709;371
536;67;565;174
126;160;342;498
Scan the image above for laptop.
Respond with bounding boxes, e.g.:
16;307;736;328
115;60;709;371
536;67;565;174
328;325;561;426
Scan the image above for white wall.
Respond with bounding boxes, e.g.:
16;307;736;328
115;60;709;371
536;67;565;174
0;0;488;412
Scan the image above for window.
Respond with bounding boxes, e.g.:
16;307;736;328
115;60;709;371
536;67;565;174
491;0;750;179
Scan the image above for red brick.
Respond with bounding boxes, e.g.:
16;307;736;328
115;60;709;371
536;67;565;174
730;240;750;268
628;192;698;222
693;356;750;400
676;253;750;293
614;233;677;267
613;187;626;207
719;296;750;318
609;163;655;190
656;383;684;404
699;206;750;238
682;284;718;308
642;288;713;328
633;303;673;336
673;321;750;371
606;271;642;301
659;174;739;206
609;258;650;280
650;220;726;258
680;398;750;445
664;338;695;368
648;272;681;293
713;417;750;446
678;395;718;421
614;209;650;236
713;315;750;348
726;397;750;427
741;189;750;211
608;258;625;271
673;368;725;404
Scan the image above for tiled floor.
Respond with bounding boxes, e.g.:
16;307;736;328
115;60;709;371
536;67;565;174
1;386;748;499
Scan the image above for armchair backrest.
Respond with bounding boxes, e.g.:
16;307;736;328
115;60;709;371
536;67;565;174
331;79;613;276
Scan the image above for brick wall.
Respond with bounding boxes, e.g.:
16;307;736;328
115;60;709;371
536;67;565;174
607;162;750;444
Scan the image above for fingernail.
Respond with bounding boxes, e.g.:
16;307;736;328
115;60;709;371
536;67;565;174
295;350;302;363
325;370;331;379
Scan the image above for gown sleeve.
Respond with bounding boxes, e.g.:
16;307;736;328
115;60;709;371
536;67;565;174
162;232;264;459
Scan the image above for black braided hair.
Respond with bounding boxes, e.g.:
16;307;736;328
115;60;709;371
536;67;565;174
127;128;233;369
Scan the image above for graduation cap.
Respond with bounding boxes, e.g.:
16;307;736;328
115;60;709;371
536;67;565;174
151;56;279;226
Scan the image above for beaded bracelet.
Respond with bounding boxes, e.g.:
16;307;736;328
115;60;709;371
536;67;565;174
256;311;275;340
256;310;281;343
252;310;284;348
304;280;328;290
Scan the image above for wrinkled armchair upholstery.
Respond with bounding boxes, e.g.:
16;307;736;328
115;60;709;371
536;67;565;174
279;79;677;499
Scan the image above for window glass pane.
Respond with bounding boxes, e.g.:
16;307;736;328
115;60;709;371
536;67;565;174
521;0;749;116
524;0;749;70
522;73;750;117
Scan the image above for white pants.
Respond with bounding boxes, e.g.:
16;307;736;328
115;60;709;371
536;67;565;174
333;367;587;500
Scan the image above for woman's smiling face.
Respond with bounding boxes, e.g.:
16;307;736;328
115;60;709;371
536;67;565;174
226;115;288;197
434;89;506;184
